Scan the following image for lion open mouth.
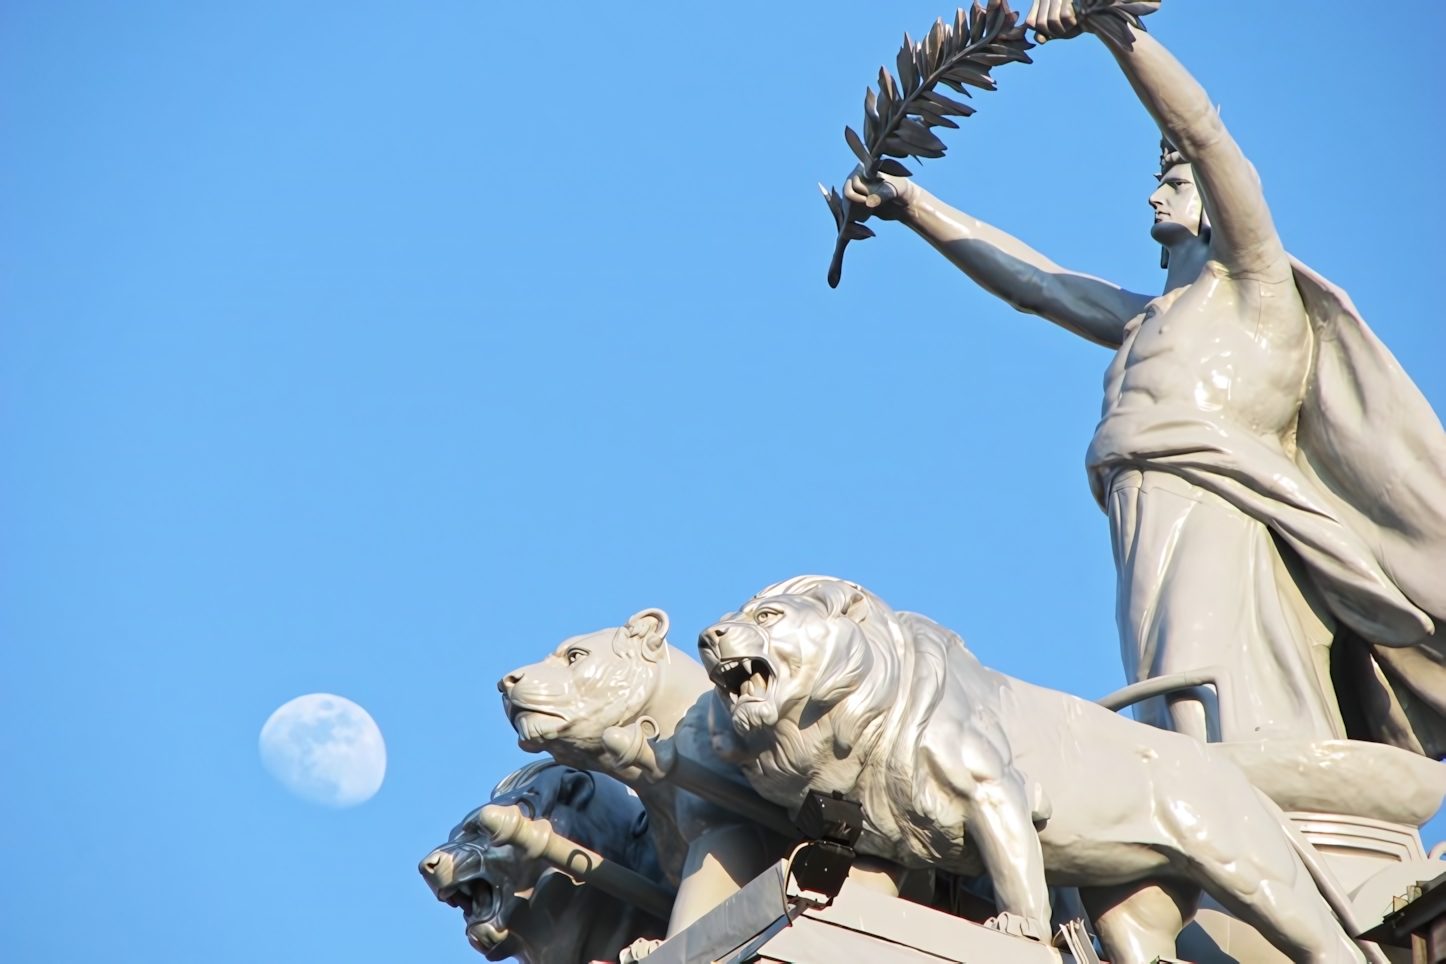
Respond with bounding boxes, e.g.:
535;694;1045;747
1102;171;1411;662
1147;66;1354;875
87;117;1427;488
443;878;506;952
712;657;774;707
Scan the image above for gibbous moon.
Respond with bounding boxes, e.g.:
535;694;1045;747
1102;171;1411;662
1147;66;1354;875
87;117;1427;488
259;693;386;807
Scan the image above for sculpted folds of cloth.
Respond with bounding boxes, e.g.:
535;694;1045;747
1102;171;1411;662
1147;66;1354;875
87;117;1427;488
845;0;1446;756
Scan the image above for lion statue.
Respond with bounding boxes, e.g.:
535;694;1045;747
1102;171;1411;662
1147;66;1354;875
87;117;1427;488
498;609;791;935
419;760;667;963
699;575;1367;964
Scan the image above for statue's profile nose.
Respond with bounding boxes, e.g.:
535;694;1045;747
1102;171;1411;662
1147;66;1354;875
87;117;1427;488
498;670;524;693
713;626;728;638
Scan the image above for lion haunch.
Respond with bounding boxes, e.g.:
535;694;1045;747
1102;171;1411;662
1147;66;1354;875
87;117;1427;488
699;575;1367;964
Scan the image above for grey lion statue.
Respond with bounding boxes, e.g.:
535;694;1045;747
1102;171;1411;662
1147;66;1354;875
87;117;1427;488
499;609;787;935
699;575;1367;964
499;608;713;885
418;761;667;963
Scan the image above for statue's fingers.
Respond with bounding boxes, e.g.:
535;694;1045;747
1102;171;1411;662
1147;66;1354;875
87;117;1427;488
1027;0;1054;37
1056;0;1080;35
1046;0;1071;37
842;177;869;204
1058;0;1079;32
1024;0;1046;32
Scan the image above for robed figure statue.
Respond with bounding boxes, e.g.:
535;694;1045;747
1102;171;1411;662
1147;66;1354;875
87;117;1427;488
845;0;1446;756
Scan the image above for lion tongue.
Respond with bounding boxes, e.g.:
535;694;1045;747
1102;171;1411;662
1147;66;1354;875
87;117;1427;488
740;672;767;698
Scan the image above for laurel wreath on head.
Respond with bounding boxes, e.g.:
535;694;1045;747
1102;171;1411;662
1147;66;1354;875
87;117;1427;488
822;0;1161;288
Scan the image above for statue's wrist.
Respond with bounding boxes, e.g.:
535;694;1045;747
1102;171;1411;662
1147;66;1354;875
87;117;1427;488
885;186;919;222
894;191;932;229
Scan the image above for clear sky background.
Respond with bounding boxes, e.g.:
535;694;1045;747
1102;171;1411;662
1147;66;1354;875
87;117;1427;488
2;2;1442;961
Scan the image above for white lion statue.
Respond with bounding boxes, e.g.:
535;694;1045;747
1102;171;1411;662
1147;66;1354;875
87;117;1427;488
699;575;1367;964
498;609;789;935
419;761;667;963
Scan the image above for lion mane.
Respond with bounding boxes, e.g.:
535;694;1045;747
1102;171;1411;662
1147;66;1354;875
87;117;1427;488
702;575;970;869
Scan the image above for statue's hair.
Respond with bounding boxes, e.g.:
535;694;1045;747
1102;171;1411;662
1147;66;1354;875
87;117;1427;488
1157;136;1187;178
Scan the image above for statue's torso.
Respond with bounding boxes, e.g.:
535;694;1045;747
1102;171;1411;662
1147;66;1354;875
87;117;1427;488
1101;260;1311;438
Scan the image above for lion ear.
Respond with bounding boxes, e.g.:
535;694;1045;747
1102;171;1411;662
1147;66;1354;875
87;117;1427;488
842;591;868;624
624;608;670;663
557;769;596;810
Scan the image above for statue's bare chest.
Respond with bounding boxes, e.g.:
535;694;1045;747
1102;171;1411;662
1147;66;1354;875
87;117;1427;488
1103;270;1310;430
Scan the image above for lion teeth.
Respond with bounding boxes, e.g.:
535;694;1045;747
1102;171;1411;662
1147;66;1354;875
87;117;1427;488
749;671;766;692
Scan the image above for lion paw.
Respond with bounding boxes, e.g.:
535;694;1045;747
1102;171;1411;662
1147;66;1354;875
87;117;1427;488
984;912;1050;942
618;937;664;963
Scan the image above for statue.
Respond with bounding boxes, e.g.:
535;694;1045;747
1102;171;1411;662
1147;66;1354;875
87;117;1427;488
839;0;1446;757
698;574;1374;964
418;761;668;963
415;5;1446;962
496;609;790;935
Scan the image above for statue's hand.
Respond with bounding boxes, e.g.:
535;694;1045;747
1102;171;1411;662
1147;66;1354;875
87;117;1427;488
1028;0;1157;42
1025;0;1084;41
842;167;916;222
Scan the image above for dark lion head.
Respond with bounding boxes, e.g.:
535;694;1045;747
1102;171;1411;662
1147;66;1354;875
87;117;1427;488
418;761;657;958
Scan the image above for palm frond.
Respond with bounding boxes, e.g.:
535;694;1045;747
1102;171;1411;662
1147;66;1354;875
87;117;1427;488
825;1;1034;288
824;0;1160;287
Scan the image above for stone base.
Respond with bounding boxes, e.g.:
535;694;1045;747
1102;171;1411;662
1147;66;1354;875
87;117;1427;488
644;823;1446;964
643;860;1072;964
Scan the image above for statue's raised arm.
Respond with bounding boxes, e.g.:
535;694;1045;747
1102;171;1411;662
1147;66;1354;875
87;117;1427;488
1028;0;1290;282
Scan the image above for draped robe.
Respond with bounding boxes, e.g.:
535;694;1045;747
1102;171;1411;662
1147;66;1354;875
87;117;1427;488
1085;259;1446;757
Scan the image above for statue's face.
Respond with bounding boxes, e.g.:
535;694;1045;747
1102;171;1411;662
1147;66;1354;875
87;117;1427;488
1148;163;1204;246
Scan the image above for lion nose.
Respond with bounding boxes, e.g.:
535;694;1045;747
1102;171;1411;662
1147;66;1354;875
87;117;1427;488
498;670;524;694
712;626;728;638
419;849;453;890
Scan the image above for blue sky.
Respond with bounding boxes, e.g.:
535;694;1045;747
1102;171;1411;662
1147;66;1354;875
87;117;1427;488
2;2;1442;961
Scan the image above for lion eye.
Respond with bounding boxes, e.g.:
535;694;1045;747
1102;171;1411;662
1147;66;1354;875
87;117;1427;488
567;649;587;665
755;610;779;625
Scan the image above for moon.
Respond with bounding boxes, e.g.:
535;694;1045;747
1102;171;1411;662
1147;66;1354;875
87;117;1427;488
259;693;387;807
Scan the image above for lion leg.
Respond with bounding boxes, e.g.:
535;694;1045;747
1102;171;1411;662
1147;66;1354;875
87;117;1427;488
945;731;1052;938
665;823;773;936
1080;879;1199;964
1181;838;1363;964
